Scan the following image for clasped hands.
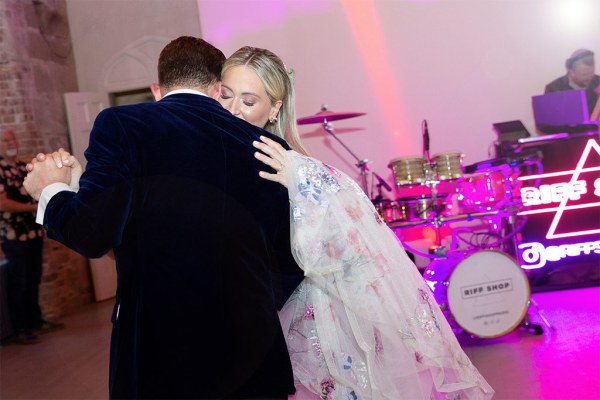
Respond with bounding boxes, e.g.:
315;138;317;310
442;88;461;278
23;149;82;201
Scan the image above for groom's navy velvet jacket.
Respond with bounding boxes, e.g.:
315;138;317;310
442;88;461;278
42;94;303;399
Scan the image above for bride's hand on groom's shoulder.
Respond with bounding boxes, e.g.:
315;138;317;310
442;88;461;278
253;136;289;188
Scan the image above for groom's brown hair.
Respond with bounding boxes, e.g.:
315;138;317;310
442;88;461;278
158;36;225;91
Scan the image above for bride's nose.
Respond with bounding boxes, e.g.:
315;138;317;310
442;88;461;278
228;101;241;116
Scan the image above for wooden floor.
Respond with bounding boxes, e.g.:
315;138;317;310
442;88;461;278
1;286;599;399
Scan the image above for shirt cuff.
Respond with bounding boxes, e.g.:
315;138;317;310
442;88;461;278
36;182;74;225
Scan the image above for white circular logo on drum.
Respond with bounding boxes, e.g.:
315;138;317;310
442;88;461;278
430;250;530;338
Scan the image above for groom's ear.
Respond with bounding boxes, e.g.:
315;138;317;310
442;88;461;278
208;82;222;100
150;83;162;101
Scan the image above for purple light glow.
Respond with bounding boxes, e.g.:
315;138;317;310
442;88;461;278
198;0;328;48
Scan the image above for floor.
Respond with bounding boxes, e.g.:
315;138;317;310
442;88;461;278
1;286;599;400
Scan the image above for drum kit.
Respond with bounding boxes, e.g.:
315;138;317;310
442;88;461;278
298;109;554;339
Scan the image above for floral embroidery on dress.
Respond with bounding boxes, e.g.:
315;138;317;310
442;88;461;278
297;159;341;202
374;328;384;356
297;178;324;204
344;203;364;221
398;326;416;341
309;328;322;357
292;205;304;222
342;354;353;370
418;287;441;331
365;278;383;298
304;304;315;320
320;377;336;400
415;351;424;363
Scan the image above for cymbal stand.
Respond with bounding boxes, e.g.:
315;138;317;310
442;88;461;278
322;120;369;194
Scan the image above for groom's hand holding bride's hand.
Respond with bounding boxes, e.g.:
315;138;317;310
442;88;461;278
253;136;290;188
24;148;82;200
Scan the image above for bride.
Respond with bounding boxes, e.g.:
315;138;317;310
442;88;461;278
219;46;494;400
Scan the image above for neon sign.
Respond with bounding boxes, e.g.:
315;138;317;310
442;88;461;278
517;138;600;269
518;240;600;269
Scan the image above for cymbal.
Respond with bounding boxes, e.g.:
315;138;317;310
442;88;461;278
297;110;366;125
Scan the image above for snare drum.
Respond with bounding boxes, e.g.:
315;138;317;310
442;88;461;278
459;170;507;210
423;250;530;338
433;152;464;180
388;156;426;186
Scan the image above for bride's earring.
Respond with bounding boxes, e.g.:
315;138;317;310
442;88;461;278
269;115;278;124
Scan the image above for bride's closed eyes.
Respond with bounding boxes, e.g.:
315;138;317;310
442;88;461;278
219;87;257;107
218;65;280;129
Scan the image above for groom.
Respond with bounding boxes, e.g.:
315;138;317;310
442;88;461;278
24;37;303;399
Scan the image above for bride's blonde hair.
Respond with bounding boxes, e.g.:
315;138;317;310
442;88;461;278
222;46;309;155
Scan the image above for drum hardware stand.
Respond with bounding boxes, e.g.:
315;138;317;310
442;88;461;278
296;105;368;192
424;190;447;257
371;182;385;204
371;172;393;202
322;120;370;194
518;307;545;335
526;297;555;332
420;119;449;258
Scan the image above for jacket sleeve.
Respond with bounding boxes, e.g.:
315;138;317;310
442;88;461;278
43;108;134;258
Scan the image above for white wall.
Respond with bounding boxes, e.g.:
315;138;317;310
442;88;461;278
198;0;600;196
66;0;201;92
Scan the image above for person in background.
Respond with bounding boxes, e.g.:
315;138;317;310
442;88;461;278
23;37;303;400
0;128;62;346
545;49;600;116
219;46;494;399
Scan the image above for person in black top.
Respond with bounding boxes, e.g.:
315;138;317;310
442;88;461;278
0;128;62;345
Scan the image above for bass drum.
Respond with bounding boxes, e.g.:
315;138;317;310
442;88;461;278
423;250;530;338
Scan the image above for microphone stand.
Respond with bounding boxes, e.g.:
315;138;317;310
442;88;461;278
422;119;445;257
322;120;370;194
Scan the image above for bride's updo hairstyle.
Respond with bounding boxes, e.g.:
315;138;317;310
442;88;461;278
222;46;309;155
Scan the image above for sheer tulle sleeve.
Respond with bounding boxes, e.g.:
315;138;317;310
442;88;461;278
280;151;494;400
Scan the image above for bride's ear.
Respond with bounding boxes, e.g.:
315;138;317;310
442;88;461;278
270;100;283;121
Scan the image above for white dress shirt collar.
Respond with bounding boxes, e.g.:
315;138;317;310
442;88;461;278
163;89;208;98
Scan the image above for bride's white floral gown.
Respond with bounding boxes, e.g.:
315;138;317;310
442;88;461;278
279;151;495;400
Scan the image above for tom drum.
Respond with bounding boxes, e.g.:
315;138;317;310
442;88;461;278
459;169;508;210
433;152;464;181
388;156;427;186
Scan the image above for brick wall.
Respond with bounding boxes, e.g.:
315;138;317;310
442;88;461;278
1;0;94;321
